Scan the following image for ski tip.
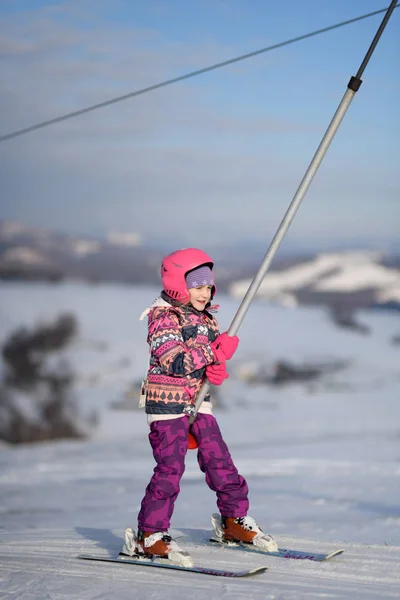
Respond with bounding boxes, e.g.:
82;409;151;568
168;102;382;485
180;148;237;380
325;549;345;560
249;566;268;574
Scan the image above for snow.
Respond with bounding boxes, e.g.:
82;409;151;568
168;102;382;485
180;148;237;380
0;281;400;599
0;221;41;238
1;246;52;265
377;285;400;303
313;263;400;292
71;240;102;256
229;250;400;303
106;230;141;247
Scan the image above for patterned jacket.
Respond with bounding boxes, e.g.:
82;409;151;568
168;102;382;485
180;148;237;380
143;295;220;415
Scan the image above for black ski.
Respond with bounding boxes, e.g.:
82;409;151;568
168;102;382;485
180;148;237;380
78;554;268;577
209;538;344;561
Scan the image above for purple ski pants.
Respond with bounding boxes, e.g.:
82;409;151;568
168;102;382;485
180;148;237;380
137;413;249;532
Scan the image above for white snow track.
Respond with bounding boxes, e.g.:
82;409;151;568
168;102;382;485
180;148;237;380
1;284;400;598
1;529;400;599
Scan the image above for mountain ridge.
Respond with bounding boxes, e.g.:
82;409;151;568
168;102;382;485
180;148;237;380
1;220;399;311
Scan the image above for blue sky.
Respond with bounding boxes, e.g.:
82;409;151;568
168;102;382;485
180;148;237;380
0;0;399;252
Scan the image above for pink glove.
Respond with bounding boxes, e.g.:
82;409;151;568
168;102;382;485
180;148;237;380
211;332;239;361
206;361;229;386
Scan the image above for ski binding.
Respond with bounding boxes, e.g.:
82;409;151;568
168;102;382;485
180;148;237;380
209;513;343;561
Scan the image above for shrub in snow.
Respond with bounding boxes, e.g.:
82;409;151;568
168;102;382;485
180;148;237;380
0;313;93;444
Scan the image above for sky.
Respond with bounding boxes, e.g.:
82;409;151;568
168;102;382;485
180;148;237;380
0;0;399;252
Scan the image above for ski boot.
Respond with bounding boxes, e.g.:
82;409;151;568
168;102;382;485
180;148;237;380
211;513;278;552
122;528;193;567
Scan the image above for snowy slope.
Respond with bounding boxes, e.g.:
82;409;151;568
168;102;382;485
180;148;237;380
0;282;400;599
229;250;400;308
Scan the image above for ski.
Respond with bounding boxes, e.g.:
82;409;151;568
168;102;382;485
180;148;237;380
209;538;344;562
78;554;268;578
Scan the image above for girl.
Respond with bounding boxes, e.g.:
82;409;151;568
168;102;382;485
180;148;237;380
123;248;277;565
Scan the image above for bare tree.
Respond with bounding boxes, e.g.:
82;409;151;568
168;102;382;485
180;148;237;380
0;314;95;444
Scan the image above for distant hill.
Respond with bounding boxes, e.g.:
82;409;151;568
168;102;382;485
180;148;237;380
0;220;161;285
229;250;400;312
1;220;399;312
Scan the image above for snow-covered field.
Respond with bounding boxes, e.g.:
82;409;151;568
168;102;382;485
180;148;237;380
1;282;400;599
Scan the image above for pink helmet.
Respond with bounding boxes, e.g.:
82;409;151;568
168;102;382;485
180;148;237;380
161;248;216;303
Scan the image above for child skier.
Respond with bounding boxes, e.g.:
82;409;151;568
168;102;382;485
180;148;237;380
123;248;277;565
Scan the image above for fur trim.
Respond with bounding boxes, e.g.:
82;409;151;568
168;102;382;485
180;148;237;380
139;295;171;321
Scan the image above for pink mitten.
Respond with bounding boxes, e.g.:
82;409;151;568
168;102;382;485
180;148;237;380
211;332;239;361
206;361;229;386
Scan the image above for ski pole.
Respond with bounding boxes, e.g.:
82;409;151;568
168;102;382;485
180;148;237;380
188;0;398;424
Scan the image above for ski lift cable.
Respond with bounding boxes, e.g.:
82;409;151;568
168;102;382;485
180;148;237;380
188;0;399;422
0;4;398;143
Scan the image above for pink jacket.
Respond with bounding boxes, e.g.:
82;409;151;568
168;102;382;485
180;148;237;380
144;298;220;415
